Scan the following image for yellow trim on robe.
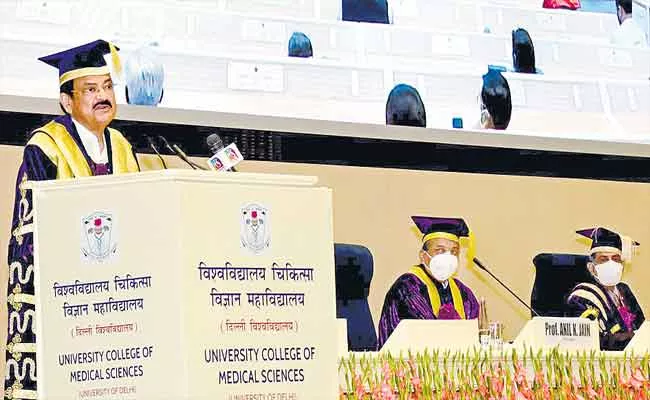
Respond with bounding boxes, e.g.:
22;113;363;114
583;283;609;302
580;307;599;320
11;343;36;354
107;127;140;173
568;289;608;321
409;266;466;319
12;388;37;400
59;66;110;85
575;282;613;311
422;232;460;244
28;120;139;178
610;324;621;334
10;294;35;305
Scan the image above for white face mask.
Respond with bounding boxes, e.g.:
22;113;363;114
594;260;623;287
426;252;458;282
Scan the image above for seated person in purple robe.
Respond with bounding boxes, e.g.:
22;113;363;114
5;40;139;399
377;216;480;348
566;227;645;351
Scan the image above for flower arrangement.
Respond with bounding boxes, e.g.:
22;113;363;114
339;348;650;399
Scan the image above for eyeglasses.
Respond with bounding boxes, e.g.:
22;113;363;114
73;82;114;98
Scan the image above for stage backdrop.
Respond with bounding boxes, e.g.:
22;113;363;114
1;144;650;377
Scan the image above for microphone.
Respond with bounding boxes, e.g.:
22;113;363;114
473;257;540;317
157;136;206;171
145;135;167;169
206;133;224;155
206;134;239;172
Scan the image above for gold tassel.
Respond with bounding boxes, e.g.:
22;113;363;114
109;42;122;77
621;235;633;263
460;230;476;270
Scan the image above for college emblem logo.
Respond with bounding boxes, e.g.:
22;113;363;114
240;204;270;254
81;212;117;262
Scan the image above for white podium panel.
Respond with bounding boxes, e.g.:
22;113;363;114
381;319;479;353
32;170;337;400
626;322;650;353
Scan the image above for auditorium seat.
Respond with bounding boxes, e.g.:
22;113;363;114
1;37;644;136
604;81;650;136
189;11;359;61
3;6;647;80
393;0;617;41
532;40;650;78
334;243;377;352
531;253;591;318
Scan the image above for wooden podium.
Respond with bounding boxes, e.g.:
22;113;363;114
30;170;338;400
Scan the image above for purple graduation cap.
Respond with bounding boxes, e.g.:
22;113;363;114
576;227;640;258
39;39;121;86
411;216;470;243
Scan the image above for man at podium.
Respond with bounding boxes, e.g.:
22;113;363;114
5;40;139;398
377;217;480;348
566;227;645;351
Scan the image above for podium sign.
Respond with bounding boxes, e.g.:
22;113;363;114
32;170;337;400
513;317;599;351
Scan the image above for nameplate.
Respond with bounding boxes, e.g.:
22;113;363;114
543;318;595;347
514;317;598;351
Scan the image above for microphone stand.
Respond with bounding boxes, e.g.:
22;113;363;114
473;257;540;317
157;136;206;171
157;136;195;169
145;135;167;169
173;144;208;171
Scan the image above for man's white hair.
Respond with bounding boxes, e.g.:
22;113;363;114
124;45;164;106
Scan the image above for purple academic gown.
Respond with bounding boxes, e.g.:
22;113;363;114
377;266;480;349
5;115;127;398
